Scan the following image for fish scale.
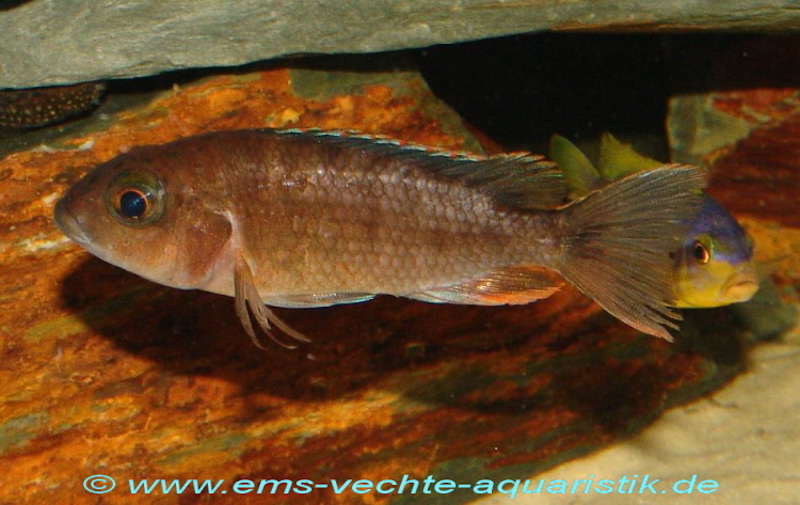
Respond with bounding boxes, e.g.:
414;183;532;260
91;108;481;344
235;149;529;295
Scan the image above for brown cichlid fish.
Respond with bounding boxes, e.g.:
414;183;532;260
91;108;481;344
54;129;706;347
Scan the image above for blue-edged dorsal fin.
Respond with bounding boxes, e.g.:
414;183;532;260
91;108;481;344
273;128;569;210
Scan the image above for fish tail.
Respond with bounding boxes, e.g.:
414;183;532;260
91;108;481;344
555;164;707;340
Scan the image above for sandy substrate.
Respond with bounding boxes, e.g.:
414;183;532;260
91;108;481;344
481;323;800;505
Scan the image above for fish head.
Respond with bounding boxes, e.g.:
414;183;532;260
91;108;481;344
673;196;759;308
54;143;234;290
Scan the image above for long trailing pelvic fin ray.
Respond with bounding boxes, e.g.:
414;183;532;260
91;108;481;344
234;256;311;350
556;164;708;341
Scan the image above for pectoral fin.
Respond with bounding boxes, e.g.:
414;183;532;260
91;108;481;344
234;257;311;349
407;266;564;305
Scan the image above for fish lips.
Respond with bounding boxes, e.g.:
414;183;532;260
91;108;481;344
54;196;92;246
721;266;760;303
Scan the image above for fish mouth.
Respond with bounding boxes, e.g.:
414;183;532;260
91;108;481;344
721;267;759;303
53;198;91;246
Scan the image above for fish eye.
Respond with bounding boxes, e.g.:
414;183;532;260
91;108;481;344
105;170;166;227
692;240;711;264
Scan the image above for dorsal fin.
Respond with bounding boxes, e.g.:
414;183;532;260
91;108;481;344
272;128;569;210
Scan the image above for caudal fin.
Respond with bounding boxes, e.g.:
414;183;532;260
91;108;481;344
556;164;707;341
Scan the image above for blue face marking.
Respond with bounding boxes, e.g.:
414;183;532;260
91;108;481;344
682;196;753;265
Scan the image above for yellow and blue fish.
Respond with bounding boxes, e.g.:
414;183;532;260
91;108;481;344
550;132;758;309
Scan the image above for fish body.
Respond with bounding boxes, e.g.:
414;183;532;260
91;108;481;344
0;82;105;129
55;129;705;345
549;132;758;308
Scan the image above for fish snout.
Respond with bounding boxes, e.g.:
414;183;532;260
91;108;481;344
722;265;759;303
54;197;91;246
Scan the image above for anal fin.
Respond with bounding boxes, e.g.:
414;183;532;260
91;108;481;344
234;257;312;349
406;266;563;306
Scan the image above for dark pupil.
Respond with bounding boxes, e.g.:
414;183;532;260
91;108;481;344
119;190;147;219
693;242;709;263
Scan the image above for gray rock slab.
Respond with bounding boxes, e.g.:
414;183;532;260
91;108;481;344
2;0;800;88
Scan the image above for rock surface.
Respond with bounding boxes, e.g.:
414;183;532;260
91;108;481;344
478;336;800;505
2;0;800;88
668;36;800;229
